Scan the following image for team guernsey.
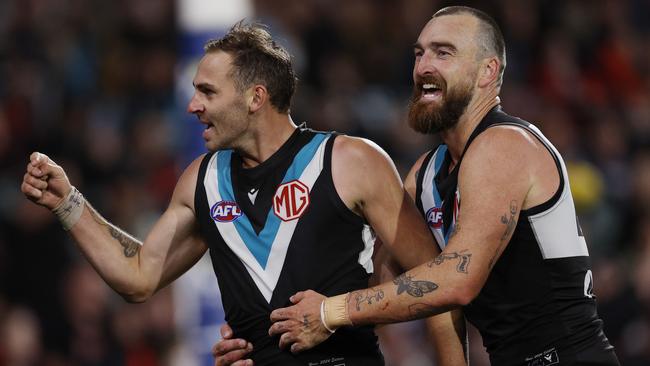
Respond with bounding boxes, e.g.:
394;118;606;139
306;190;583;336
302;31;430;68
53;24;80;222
416;106;619;366
195;127;384;365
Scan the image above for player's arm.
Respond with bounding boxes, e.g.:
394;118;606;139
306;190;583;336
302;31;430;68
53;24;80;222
21;152;208;302
269;127;537;351
404;155;468;365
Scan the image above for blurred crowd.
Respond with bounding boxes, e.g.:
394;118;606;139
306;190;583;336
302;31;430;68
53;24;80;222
1;0;649;365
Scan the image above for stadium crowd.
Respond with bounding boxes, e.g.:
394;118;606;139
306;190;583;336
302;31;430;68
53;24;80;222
1;0;649;365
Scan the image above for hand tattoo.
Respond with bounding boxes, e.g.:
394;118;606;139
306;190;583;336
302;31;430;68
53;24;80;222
393;274;438;297
354;288;385;311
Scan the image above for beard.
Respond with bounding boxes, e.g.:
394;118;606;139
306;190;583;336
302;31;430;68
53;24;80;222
407;75;474;134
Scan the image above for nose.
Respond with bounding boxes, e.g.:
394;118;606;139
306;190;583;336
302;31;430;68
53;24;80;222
414;50;436;78
187;93;204;114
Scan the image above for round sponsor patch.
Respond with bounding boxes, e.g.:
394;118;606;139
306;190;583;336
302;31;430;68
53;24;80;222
426;206;443;229
211;201;243;222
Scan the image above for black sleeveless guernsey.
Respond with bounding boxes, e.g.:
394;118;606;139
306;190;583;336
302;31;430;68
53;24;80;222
195;127;384;365
416;106;619;366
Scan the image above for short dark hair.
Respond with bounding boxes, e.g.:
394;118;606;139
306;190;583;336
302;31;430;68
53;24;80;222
204;21;297;113
433;6;507;86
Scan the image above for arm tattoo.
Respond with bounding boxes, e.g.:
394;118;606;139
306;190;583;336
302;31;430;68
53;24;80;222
489;200;518;269
407;303;439;320
393;274;438;297
500;200;518;241
88;204;142;258
109;227;141;257
428;250;472;273
353;288;385;311
302;314;309;330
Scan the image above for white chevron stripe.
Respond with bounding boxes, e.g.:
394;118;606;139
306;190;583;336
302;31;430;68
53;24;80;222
204;136;330;302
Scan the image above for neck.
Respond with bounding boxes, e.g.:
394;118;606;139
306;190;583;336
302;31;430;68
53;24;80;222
238;112;297;168
440;91;500;164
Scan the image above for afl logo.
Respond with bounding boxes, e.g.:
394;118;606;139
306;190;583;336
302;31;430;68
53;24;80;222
273;180;310;221
426;207;443;229
211;201;242;222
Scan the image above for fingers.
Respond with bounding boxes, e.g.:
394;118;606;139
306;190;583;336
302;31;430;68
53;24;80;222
220;323;233;339
23;173;48;190
289;291;306;304
30;152;49;167
213;342;253;366
21;180;43;200
28;152;63;179
212;338;249;356
278;332;308;354
268;320;297;337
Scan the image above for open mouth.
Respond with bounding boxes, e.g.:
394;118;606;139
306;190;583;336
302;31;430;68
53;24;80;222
421;83;443;101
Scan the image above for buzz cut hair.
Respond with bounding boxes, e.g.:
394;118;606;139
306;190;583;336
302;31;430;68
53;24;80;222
433;6;507;86
204;21;297;113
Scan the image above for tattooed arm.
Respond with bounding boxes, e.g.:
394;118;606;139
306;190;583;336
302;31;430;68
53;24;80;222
269;126;556;351
21;152;208;302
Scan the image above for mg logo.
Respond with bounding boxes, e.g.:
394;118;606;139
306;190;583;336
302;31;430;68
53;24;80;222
426;207;443;229
211;201;243;222
273;180;310;221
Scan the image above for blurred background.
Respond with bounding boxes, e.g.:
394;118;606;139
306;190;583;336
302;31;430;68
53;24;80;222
1;0;649;365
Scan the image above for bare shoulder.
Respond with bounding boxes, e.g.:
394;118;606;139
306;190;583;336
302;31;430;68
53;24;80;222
462;125;558;209
331;135;402;210
332;135;392;165
171;154;208;212
404;150;432;198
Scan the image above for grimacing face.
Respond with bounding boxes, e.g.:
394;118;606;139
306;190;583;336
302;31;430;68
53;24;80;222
187;51;250;152
407;14;481;134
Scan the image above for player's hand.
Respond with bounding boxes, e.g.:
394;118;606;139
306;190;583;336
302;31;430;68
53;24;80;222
21;152;71;210
212;323;253;366
269;290;332;353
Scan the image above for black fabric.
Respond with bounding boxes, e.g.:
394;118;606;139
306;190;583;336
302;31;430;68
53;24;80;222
417;105;618;366
195;128;383;366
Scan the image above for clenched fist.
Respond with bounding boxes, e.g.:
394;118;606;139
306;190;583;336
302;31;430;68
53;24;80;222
21;152;71;210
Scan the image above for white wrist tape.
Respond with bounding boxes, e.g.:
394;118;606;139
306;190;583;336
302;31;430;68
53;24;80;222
321;293;352;332
320;300;335;333
52;186;85;231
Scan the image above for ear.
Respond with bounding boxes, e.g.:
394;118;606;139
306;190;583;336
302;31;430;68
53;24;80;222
247;85;268;113
477;57;499;88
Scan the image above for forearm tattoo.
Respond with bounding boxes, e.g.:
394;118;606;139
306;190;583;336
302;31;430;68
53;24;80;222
428;250;472;274
353;288;385;310
407;303;439;320
88;205;141;258
109;227;141;257
393;274;438;297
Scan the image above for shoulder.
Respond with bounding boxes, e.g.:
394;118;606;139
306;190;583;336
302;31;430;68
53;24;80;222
405;150;433;198
172;154;209;210
465;125;540;167
331;135;392;166
459;125;541;193
330;135;402;209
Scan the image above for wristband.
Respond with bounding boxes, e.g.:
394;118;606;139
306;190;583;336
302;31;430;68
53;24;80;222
52;186;85;231
320;300;335;333
321;293;352;332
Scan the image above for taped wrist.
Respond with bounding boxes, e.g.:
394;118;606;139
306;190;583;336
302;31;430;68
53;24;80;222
52;186;85;231
321;293;352;332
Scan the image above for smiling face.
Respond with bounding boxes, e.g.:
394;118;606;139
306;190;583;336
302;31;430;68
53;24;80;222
187;51;250;152
408;13;482;134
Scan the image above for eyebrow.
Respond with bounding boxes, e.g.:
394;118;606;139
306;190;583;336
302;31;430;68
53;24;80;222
413;41;458;52
193;82;216;91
